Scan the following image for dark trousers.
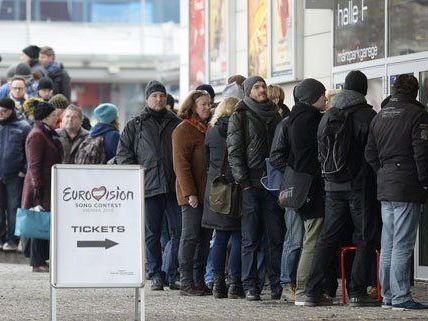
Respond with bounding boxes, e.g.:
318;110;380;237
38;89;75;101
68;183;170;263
306;191;377;298
211;230;241;279
145;193;182;281
241;187;285;293
0;176;24;244
179;205;212;286
30;239;49;267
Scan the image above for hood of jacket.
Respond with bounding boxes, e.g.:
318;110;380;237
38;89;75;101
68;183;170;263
215;116;229;138
332;90;367;110
90;123;117;137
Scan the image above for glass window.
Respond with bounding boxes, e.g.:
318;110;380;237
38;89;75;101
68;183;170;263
389;0;428;57
31;0;84;22
333;0;385;66
89;0;140;23
0;0;26;21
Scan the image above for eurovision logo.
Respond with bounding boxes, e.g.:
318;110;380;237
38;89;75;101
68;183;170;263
62;186;134;202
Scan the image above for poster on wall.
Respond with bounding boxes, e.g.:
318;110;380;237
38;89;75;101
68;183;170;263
209;0;228;87
271;0;293;77
189;0;206;89
248;0;268;78
334;0;385;66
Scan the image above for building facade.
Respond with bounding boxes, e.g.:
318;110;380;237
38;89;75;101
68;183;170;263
181;0;428;280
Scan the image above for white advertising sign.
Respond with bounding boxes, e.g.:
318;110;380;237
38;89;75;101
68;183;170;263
51;165;144;288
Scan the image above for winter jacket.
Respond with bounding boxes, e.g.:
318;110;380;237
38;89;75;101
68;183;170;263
227;100;282;188
89;123;120;162
172;120;207;206
202;117;240;231
0;115;31;180
319;90;376;191
116;107;181;198
287;102;325;219
56;127;89;164
45;61;71;100
365;94;428;203
270;116;291;172
22;121;62;211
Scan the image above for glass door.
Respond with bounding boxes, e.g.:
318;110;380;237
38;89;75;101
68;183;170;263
388;60;428;280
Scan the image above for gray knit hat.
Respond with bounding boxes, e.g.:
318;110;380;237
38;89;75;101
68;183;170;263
242;76;265;97
145;80;166;99
49;94;69;109
294;78;326;105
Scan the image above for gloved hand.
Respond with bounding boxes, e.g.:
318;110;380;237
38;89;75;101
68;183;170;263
33;187;44;201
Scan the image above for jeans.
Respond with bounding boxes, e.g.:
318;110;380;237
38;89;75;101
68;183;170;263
179;205;212;286
295;217;324;297
240;187;285;293
0;176;24;244
280;208;304;287
306;191;377;298
380;201;420;305
212;230;241;279
145;193;182;282
204;236;214;285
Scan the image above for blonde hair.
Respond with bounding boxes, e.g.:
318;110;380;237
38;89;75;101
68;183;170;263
23;97;43;119
325;89;342;109
178;90;211;119
267;85;285;104
210;97;239;126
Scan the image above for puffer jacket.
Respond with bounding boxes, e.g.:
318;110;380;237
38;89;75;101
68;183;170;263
116;107;181;198
227;100;281;188
365;94;428;203
0;115;31;180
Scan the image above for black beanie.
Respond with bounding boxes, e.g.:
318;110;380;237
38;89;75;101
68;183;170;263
15;63;32;77
344;70;368;96
37;77;54;91
0;98;16;110
294;78;326;105
145;80;166;99
34;101;55;120
195;84;215;99
22;45;41;60
242;76;265;97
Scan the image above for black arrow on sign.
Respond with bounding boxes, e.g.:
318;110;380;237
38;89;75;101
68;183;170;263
77;239;118;249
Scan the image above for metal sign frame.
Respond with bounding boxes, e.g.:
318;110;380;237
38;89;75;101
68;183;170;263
49;164;145;321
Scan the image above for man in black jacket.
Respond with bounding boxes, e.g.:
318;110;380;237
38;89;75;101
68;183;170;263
227;76;284;301
304;70;380;306
365;74;428;310
116;80;182;291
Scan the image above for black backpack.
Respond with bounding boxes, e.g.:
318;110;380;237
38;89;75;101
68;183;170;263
318;106;359;183
74;136;106;164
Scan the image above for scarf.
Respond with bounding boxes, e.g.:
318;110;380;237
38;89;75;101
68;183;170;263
243;96;277;122
147;107;168;124
185;116;209;134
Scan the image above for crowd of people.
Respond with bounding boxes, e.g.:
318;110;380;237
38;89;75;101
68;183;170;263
1;53;427;310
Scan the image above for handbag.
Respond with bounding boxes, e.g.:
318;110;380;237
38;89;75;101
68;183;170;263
15;207;50;240
278;165;314;210
209;148;241;217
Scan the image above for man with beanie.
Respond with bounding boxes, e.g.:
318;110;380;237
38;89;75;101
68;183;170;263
303;70;380;306
21;45;47;78
116;80;182;291
275;78;327;306
37;77;54;101
366;74;428;310
0;98;31;251
227;75;284;301
88;103;120;162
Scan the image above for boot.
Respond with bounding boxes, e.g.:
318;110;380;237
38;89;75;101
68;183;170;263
213;275;227;299
227;277;244;299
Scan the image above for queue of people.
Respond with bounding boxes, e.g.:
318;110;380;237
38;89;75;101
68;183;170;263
0;66;427;311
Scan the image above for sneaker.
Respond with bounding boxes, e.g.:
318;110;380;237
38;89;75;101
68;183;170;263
282;283;296;302
150;277;164;291
179;285;204;296
17;240;23;252
295;295;317;307
392;299;428;310
169;280;181;290
245;289;261;301
381;302;392;309
349;295;380;307
2;242;18;251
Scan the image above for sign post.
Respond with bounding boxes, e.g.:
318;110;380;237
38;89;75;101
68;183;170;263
50;165;144;320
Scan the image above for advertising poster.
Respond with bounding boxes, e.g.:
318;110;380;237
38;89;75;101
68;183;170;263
189;0;206;89
52;165;144;287
209;0;228;86
248;0;268;78
334;0;385;66
271;0;293;77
